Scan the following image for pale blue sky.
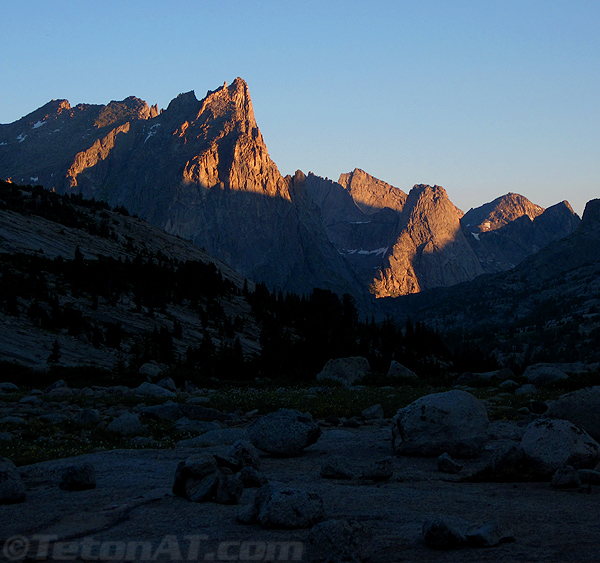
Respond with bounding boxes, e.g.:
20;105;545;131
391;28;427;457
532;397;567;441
1;0;598;215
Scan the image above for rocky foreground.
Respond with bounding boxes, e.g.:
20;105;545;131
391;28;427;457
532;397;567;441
1;376;600;562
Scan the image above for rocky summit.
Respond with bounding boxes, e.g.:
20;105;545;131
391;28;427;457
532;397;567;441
0;78;582;299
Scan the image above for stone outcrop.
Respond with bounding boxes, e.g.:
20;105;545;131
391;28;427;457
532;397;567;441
316;356;370;388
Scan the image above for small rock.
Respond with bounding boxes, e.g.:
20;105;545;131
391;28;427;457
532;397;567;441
106;412;147;437
215;468;243;505
422;517;467;550
173;418;220;434
465;520;515;547
45;379;67;393
248;409;321;457
577;469;600;485
0;457;26;504
316;357;370;388
0;382;18;392
226;440;261;470
320;457;354;480
157;377;177;392
515;384;538;395
387;360;418;381
529;400;548;415
176;428;249;447
551;466;581;489
307;519;373;563
257;485;325;529
74;408;100;426
362;404;384;420
436;453;463;474
240;466;267;488
59;462;96;491
361;458;393;482
135;382;175;398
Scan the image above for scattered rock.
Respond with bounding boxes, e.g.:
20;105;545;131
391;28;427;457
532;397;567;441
248;409;321;457
306;519;373;563
436;453;463;474
316;357;370;388
0;382;18;392
546;386;600;442
0;457;26;504
392;390;489;458
106;412;147;437
520;418;600;477
59;462;96;491
423;516;514;549
140;401;183;421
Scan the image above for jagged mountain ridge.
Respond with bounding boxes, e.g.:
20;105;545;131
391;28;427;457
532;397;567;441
0;78;581;298
380;199;600;364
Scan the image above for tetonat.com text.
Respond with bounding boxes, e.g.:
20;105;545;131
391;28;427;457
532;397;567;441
1;534;304;561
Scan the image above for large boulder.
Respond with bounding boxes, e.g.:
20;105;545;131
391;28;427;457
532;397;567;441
392;390;489;458
520;418;600;477
523;364;569;386
316;357;370;388
0;457;26;504
248;409;322;457
546;386;600;442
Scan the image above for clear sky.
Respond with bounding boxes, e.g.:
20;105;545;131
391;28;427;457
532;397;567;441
1;0;598;215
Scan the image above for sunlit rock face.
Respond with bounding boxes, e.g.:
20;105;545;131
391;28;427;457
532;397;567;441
461;195;581;274
371;185;484;297
0;79;360;296
0;79;582;299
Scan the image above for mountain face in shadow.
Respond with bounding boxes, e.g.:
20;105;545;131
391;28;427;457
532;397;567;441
0;78;582;299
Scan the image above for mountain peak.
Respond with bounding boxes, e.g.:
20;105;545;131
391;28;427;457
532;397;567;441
462;192;544;233
581;199;600;228
338;168;407;214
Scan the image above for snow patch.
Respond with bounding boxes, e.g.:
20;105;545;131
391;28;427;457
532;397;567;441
144;123;161;143
30;177;39;183
345;247;388;257
471;232;480;241
349;221;371;224
32;120;46;129
16;133;27;143
0;142;7;146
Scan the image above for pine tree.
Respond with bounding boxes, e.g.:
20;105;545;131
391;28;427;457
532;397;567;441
47;339;61;364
